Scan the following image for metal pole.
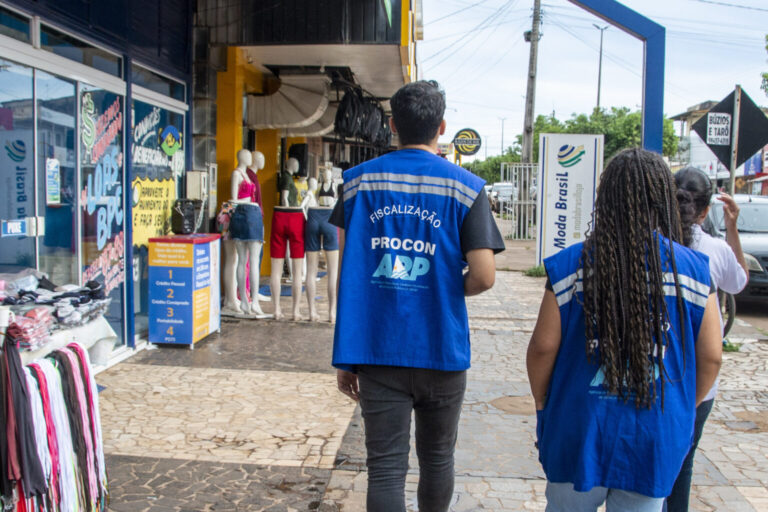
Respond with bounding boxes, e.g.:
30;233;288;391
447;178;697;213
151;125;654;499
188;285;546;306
729;84;742;195
522;0;542;163
594;24;608;110
499;117;506;155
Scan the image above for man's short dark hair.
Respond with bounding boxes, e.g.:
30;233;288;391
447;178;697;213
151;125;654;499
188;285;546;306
390;80;445;146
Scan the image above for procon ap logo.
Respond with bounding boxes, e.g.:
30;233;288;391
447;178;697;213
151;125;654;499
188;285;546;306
557;144;585;168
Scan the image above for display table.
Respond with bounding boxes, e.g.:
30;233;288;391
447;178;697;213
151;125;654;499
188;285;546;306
148;234;221;346
20;314;117;366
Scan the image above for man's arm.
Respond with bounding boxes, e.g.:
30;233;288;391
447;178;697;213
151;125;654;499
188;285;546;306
464;248;496;296
334;228;359;401
526;290;562;410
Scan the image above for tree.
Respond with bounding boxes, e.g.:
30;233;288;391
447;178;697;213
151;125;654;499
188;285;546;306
466;107;678;182
516;107;677;162
762;35;768;96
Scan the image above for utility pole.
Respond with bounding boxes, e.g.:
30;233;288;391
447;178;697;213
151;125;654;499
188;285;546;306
729;84;742;195
499;117;507;155
521;0;542;164
594;24;608;111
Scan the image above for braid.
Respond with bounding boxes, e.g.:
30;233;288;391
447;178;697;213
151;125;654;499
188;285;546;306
581;148;687;409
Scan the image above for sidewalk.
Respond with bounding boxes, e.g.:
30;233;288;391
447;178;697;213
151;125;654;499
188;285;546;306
99;263;768;511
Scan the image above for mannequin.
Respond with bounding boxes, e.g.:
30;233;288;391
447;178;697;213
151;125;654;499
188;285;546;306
229;149;270;318
270;157;305;320
249;150;270;303
304;165;339;322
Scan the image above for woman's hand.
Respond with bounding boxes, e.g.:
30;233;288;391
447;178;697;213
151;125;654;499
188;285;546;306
718;193;740;229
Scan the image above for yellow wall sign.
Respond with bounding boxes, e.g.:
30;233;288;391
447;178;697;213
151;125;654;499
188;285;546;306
132;177;176;247
453;128;482;156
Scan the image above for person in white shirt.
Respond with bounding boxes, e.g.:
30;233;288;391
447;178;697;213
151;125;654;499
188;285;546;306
666;166;749;511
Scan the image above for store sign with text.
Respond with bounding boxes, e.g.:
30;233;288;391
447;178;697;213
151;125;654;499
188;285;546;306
536;133;604;264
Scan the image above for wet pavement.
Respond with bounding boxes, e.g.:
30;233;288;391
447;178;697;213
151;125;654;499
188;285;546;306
98;256;768;511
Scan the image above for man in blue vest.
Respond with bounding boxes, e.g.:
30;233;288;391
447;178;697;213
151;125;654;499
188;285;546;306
329;80;504;512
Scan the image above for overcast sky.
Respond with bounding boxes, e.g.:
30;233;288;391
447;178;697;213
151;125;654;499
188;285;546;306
419;0;768;160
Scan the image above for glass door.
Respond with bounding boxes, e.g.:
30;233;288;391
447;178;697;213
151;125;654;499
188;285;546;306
0;58;35;273
36;70;78;285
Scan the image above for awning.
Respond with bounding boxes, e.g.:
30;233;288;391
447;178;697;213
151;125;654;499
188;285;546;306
285;105;338;138
246;74;331;129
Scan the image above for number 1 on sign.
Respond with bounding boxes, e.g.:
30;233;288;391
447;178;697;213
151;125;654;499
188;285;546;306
168;269;173;279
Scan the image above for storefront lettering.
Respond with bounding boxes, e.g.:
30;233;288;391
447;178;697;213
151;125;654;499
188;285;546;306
91;100;122;164
134;106;161;146
83;229;125;294
84;146;124;250
16;165;27;216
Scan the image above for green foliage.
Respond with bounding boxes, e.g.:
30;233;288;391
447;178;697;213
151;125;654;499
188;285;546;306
465;107;678;182
513;108;678;162
524;265;547;278
762;35;768;96
462;147;521;183
723;340;740;352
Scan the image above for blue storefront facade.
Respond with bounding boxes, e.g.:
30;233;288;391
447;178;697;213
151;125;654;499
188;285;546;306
0;0;193;354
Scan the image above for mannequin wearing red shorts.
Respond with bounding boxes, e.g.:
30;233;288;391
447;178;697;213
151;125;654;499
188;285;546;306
270;157;305;320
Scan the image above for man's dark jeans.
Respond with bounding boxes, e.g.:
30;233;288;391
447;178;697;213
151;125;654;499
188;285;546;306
357;365;467;512
665;398;715;512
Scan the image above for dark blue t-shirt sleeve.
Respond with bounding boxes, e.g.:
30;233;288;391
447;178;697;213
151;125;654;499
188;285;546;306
461;188;505;255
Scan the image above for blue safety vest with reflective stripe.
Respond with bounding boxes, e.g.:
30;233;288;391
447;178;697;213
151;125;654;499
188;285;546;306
539;237;711;498
332;149;485;372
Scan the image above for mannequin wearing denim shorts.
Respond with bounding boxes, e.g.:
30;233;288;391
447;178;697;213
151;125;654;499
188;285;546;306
229;149;270;318
303;167;339;322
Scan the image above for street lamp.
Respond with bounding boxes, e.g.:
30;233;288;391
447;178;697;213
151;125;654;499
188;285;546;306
593;24;609;111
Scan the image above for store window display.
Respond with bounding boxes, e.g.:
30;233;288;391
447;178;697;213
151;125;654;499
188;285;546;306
270;157;305;320
227;149;270;318
304;165;339;322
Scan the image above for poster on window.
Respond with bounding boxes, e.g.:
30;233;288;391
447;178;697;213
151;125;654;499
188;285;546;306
536;133;604;264
80;87;125;341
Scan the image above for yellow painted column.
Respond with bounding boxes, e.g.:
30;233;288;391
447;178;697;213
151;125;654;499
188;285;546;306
256;129;280;275
216;47;245;208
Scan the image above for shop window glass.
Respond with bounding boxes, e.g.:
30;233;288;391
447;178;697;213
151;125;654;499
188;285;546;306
36;70;78;286
132;64;185;102
130;99;184;337
0;58;34;273
80;85;125;344
41;25;122;78
0;6;30;43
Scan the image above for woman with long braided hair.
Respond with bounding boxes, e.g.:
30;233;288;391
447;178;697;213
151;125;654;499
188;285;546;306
526;148;722;511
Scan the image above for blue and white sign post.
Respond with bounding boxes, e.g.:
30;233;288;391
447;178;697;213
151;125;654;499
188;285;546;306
537;133;604;264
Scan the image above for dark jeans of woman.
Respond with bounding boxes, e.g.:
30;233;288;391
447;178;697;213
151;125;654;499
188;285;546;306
357;365;466;512
665;398;715;511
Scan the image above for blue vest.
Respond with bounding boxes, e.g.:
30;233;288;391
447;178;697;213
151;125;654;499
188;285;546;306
332;149;484;372
540;238;711;498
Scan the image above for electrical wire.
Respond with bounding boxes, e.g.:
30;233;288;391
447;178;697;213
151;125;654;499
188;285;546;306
421;0;518;63
426;0;492;25
691;0;768;12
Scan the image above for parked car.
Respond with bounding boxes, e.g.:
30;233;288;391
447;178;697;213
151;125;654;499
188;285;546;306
489;182;518;213
705;194;768;300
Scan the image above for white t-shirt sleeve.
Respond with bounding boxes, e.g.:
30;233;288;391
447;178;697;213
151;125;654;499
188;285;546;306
707;237;748;295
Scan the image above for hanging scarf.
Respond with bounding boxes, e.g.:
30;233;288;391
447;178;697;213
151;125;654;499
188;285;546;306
36;358;81;512
28;363;61;510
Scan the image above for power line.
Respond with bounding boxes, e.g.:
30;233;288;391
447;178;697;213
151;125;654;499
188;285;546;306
421;0;518;63
425;0;491;25
691;0;768;12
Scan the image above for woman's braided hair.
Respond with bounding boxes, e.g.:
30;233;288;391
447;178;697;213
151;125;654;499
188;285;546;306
580;148;686;408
